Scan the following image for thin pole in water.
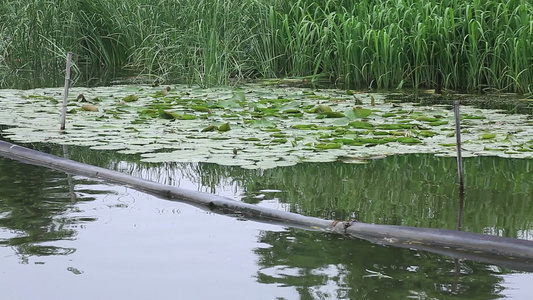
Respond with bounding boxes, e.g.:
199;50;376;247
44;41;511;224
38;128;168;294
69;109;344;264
60;52;72;131
454;101;465;231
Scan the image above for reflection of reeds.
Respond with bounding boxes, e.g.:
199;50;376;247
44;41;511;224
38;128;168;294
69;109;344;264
1;0;532;92
62;143;533;238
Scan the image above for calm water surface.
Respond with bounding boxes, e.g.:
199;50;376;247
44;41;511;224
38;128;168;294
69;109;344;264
0;144;532;299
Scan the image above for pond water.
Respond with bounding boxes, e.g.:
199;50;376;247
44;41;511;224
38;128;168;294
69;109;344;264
0;142;532;299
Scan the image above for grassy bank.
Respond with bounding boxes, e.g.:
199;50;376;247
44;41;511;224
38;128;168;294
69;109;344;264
0;0;532;92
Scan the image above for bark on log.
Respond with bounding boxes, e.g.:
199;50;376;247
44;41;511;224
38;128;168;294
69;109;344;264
1;140;532;271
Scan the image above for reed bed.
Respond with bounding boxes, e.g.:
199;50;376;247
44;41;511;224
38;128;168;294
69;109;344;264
0;0;532;93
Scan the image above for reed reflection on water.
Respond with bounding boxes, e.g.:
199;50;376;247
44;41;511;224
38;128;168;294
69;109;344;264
0;143;532;299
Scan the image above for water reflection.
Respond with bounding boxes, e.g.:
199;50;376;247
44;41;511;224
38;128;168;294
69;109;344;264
0;153;106;258
0;143;532;298
48;144;533;239
115;154;532;238
255;229;507;299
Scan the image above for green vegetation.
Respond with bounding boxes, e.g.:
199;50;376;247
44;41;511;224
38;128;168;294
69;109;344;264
1;0;533;91
1;85;532;169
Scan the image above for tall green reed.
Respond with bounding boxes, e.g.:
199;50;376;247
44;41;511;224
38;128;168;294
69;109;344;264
0;0;532;93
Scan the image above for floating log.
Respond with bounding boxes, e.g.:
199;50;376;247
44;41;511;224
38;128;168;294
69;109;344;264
0;140;532;271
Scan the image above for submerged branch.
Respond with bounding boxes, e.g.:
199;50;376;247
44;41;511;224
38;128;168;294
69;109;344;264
1;140;532;271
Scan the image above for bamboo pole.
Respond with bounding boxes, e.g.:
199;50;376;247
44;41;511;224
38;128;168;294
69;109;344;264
60;53;72;131
1;140;532;271
454;101;464;194
454;101;465;231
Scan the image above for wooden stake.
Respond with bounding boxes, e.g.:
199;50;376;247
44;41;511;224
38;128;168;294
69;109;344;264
454;101;465;231
60;53;72;131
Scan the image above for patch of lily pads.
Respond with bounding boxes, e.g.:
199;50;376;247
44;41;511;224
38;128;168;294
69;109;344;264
0;84;532;169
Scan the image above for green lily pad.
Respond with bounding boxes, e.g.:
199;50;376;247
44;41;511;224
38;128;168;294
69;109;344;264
315;143;342;150
463;114;486;120
231;91;246;101
481;133;496;139
191;105;211;112
292;124;318;130
217;99;241;109
123;94;139;102
322;111;346;118
158;108;179;119
313;104;332;113
419;130;437;137
218;122;231;132
429;120;449;126
349;121;374;129
397;137;423;144
416;116;439;122
345;107;372;119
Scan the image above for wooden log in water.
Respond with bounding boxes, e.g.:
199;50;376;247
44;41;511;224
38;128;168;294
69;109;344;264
0;140;532;271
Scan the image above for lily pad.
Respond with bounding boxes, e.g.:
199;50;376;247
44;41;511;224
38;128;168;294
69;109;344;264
313;104;332;113
123;95;139;102
397;137;423;144
481;133;496;139
218;122;231;132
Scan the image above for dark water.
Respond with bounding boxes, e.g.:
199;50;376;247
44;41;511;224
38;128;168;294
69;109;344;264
0;144;532;299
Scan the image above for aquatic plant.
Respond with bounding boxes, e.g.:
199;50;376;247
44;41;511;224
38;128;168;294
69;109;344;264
0;84;531;169
0;0;532;93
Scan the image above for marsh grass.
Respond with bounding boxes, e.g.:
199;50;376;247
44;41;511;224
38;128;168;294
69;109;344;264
0;0;532;92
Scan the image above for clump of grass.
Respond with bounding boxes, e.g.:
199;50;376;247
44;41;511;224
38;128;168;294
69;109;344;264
0;0;532;93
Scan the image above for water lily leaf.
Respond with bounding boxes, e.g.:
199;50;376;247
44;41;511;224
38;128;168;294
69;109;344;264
250;103;268;112
81;104;98;112
158;108;179;119
419;130;437;137
332;118;350;126
218;122;231;132
376;124;409;130
315;143;342;150
397;137;423;144
272;138;287;144
240;137;261;141
176;114;197;120
429;120;449;126
249;119;276;128
416;116;439;122
292;124;318;130
463;114;486;120
346;107;371;119
231;91;246;101
481;133;496;139
123;94;139;102
373;131;389;136
349;121;374;129
201;125;217;132
334;138;363;146
360;138;389;144
138;109;158;118
191;105;211;112
217;99;241;109
322;111;346;118
313;104;332;113
282;109;301;114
